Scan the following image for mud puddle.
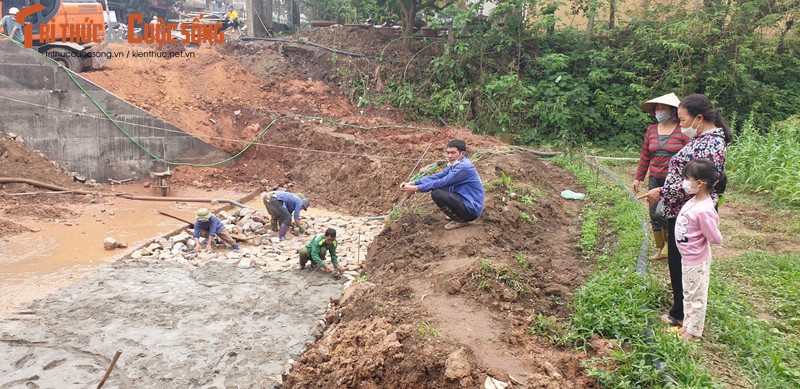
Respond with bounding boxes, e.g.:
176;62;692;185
0;191;384;388
0;188;244;319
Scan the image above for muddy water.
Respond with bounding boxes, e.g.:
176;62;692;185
0;190;364;388
0;188;243;319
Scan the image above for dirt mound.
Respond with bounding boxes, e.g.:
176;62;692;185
0;219;29;235
0;133;80;188
285;152;600;387
0;133;92;228
81;43;498;214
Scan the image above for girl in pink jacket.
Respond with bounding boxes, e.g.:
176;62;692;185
675;159;724;340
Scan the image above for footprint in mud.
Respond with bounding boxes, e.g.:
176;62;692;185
42;358;66;370
14;353;34;369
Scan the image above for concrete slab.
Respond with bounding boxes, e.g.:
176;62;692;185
0;261;343;388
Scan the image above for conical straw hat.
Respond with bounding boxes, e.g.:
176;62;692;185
642;93;680;115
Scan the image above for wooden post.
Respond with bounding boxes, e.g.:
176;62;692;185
248;0;273;37
97;349;122;389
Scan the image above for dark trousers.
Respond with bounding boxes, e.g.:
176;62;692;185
431;189;478;222
648;177;668;231
299;247;324;269
266;196;291;229
221;18;240;31
667;217;683;321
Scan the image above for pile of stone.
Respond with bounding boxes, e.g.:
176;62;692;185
125;207;384;280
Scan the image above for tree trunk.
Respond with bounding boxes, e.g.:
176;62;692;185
398;0;416;51
608;0;616;29
287;0;300;26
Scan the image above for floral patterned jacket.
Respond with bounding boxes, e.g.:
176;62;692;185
660;127;727;219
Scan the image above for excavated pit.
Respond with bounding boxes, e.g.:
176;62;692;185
2;38;603;388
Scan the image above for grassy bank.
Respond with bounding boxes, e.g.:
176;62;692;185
553;155;716;387
575;153;800;387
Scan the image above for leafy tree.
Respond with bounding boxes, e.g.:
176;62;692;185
395;0;457;49
378;0;799;147
298;0;381;23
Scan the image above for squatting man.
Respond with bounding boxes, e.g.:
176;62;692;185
400;139;485;230
193;208;239;252
299;228;344;274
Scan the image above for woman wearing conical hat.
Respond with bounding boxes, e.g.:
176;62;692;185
632;93;690;261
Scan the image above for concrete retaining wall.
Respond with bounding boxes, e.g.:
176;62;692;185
0;40;230;182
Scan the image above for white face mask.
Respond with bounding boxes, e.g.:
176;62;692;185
682;179;699;195
681;116;700;138
655;110;671;123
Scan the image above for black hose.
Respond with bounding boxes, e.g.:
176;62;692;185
583;156;671;382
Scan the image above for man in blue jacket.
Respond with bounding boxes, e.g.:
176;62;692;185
263;191;310;240
401;139;484;230
193;208;239;252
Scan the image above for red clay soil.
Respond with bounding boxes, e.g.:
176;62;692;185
0;133;94;231
80;42;495;215
285;152;600;388
23;35;612;386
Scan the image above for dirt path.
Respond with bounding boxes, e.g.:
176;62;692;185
285;153;598;388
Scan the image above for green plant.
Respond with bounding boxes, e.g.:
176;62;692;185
518;187;545;206
477;256;493;274
527;313;564;344
515;251;530;270
554;155;716;386
496;265;526;294
579;209;599;253
472;257;529;294
519;211;533;223
477;277;492;290
381;0;799;148
729;116;800;206
387;207;404;221
484;171;514;192
708;252;800;387
418;320;440;338
298;0;382;23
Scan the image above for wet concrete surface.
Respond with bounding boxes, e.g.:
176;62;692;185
0;187;244;319
0;261;343;388
0;187;379;388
